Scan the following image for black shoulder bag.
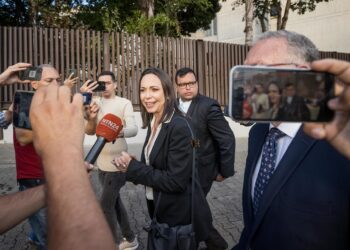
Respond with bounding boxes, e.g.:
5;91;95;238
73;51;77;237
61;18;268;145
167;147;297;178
145;118;198;250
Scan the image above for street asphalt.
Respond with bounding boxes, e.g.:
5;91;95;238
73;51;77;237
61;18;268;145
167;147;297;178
0;138;247;250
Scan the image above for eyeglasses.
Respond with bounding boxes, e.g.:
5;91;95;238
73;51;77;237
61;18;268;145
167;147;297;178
176;81;197;89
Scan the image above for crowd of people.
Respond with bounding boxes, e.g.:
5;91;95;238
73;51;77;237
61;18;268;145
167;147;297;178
242;72;329;121
0;30;350;250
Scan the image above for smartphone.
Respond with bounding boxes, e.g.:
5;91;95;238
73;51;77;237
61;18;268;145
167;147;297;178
13;91;35;130
228;65;335;122
18;67;42;81
82;92;92;105
68;69;77;78
88;80;106;92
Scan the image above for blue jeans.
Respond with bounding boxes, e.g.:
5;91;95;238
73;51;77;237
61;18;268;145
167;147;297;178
18;179;47;249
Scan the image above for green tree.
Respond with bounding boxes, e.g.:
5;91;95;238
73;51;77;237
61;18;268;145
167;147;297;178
125;0;221;37
0;0;84;27
0;0;220;37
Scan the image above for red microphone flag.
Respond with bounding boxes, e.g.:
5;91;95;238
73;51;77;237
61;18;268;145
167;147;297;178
96;113;123;142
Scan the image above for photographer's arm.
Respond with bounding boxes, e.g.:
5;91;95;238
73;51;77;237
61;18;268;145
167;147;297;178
304;59;350;160
0;185;45;234
121;100;138;138
63;73;79;89
30;84;115;249
0;63;31;85
84;101;99;135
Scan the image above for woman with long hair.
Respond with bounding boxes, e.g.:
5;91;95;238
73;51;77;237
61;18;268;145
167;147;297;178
113;68;212;247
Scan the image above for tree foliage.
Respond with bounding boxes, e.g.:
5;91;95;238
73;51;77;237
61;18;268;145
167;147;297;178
0;1;84;27
0;0;221;37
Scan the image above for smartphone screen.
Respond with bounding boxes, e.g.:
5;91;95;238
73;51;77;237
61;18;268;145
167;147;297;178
228;65;335;122
13;91;35;130
82;92;92;105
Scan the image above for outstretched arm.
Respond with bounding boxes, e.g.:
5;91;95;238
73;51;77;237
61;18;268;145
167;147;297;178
0;63;31;85
30;84;115;249
0;185;45;234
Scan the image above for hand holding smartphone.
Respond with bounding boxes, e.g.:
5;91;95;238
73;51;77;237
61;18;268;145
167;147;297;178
68;69;77;78
18;67;42;81
87;80;106;92
228;65;335;122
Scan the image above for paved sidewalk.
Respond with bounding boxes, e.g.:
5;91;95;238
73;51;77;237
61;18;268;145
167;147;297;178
0;139;247;250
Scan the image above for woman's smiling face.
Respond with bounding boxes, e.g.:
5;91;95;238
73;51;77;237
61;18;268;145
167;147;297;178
140;73;165;117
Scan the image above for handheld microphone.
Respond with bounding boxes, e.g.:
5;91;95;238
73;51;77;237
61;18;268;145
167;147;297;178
85;113;123;164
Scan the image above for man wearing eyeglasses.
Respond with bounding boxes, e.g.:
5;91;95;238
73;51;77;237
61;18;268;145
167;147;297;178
233;30;350;250
13;64;63;248
176;67;235;250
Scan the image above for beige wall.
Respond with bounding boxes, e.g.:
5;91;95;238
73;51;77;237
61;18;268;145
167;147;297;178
281;0;350;53
191;0;350;53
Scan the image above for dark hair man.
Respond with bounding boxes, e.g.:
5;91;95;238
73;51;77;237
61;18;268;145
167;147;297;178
176;67;235;250
82;71;139;250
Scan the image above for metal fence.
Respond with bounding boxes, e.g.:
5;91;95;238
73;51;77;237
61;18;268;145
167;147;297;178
0;26;249;109
1;25;350;111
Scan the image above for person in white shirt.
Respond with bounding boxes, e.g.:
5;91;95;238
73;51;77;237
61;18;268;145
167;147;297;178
82;71;138;250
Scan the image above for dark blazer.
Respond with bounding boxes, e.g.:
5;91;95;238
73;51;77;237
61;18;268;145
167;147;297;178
184;94;235;195
233;123;350;250
278;95;310;121
126;112;212;242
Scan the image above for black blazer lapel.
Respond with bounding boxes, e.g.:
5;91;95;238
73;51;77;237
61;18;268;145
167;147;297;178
149;122;169;164
186;94;199;117
141;125;152;163
250;126;317;237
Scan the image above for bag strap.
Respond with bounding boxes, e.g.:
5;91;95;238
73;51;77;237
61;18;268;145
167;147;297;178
152;117;198;226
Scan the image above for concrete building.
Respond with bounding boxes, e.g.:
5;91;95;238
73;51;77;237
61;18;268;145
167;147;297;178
191;0;350;53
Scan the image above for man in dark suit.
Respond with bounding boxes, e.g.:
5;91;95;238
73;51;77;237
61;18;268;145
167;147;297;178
233;30;350;250
278;82;310;121
176;67;236;250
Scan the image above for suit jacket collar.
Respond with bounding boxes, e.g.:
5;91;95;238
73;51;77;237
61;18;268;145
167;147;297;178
149;123;169;164
146;112;175;164
248;124;317;240
141;112;173;163
186;94;200;117
141;124;151;163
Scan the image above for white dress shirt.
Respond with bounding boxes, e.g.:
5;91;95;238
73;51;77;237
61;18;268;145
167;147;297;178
179;98;192;114
144;112;174;200
144;118;162;200
251;123;302;199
